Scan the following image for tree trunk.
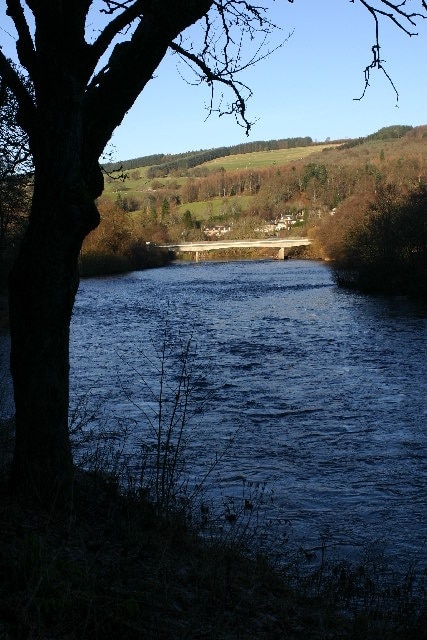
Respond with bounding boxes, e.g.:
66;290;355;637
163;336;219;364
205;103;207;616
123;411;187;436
8;176;100;506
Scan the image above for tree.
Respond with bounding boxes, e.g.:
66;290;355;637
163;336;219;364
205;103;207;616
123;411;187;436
0;1;426;505
335;184;427;297
0;76;31;285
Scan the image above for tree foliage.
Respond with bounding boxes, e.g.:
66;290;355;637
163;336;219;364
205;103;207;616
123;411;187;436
330;184;427;297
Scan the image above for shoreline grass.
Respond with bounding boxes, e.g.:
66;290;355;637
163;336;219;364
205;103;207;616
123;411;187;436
0;413;426;640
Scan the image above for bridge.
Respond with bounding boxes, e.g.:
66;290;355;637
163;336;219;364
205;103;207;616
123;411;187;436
161;237;311;262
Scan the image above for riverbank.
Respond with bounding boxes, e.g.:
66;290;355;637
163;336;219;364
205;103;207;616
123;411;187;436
0;467;336;640
0;431;425;640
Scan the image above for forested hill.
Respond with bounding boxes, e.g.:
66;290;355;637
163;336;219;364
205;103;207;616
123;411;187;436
102;136;314;176
102;125;416;178
337;124;415;150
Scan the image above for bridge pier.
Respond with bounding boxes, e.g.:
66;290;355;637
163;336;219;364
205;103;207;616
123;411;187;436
278;247;285;260
195;251;199;263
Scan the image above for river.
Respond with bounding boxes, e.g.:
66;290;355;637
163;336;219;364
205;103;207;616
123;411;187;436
2;259;427;571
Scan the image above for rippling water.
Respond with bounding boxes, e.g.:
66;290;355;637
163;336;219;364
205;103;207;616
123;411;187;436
56;259;427;567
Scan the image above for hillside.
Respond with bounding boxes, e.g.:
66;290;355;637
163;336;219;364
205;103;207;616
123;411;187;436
102;125;419;175
83;124;427;296
98;124;427;240
102;135;316;175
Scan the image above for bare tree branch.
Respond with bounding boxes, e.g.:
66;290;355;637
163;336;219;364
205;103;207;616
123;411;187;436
0;51;35;134
5;0;35;72
353;0;427;101
168;1;291;135
89;0;146;71
170;40;253;134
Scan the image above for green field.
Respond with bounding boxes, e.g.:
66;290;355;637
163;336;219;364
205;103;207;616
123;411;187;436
100;144;338;215
175;195;254;220
201;144;338;171
103;170;188;199
102;144;337;197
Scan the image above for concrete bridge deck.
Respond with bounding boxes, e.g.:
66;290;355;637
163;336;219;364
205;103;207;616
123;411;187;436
161;237;311;261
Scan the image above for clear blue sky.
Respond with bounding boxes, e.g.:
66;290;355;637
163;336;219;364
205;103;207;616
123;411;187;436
107;0;426;162
1;1;425;161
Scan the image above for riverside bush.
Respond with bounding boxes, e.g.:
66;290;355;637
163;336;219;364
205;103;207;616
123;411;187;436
315;183;427;299
79;200;170;276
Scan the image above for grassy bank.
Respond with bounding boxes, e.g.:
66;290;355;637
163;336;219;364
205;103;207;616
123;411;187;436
0;416;426;640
